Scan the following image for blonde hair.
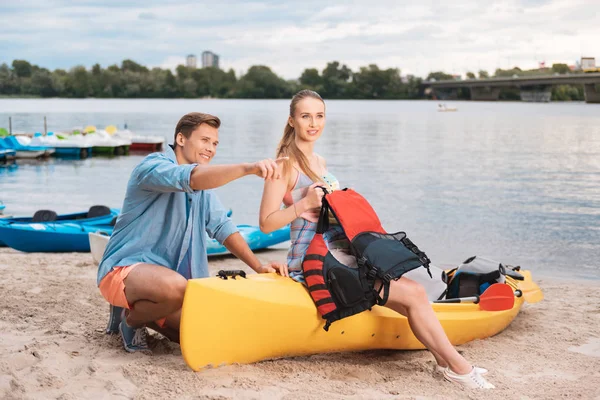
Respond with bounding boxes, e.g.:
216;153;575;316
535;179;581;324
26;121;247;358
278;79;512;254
276;89;325;183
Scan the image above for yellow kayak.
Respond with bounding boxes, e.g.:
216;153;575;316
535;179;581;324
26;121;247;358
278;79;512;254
180;270;542;371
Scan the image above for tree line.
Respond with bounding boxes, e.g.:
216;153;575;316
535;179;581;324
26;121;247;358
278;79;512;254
0;59;423;100
0;59;585;101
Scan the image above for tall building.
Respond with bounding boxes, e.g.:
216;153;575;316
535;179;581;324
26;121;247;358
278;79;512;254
186;54;197;69
202;51;219;68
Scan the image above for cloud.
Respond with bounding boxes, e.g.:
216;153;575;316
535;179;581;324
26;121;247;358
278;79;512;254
0;0;598;79
138;12;157;20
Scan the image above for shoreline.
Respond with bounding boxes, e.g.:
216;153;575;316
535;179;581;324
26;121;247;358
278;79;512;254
1;247;599;399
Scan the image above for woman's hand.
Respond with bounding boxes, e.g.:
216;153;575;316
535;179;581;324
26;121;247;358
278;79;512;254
302;182;326;209
255;261;289;277
251;157;289;180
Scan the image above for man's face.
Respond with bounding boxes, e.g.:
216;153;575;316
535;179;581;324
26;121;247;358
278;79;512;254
176;124;219;165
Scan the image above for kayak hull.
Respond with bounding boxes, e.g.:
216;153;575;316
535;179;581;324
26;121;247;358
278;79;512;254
88;225;290;263
0;223;113;252
180;272;531;371
53;147;92;158
130;142;163;152
0;208;118;247
92;145;130;156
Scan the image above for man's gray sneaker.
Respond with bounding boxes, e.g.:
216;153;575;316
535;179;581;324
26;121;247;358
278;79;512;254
118;310;150;353
105;304;123;334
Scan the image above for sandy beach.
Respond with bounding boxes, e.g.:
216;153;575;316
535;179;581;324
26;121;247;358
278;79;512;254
1;247;599;400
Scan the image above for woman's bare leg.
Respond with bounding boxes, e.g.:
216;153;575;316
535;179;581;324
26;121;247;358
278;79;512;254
383;277;471;374
390;302;448;368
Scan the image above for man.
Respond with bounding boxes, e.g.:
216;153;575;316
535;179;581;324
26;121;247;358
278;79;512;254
97;112;288;352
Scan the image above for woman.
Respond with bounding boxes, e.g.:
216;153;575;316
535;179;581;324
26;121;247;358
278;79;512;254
259;90;494;390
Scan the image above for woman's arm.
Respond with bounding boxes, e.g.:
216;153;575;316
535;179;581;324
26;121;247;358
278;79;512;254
259;166;324;233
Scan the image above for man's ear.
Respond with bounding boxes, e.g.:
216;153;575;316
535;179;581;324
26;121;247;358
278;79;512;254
176;132;185;147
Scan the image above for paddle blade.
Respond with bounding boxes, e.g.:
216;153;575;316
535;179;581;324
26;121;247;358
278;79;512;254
478;283;515;311
517;271;544;303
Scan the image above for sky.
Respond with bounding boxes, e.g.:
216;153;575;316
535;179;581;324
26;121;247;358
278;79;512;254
0;0;598;79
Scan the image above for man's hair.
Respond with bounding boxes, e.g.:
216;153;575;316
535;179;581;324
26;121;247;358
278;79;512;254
174;112;221;145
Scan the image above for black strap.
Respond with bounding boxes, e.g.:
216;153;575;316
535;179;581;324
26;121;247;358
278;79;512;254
315;298;335;306
316;192;330;234
375;280;391;306
437;289;447;301
303;269;323;277
308;284;328;292
303;254;325;262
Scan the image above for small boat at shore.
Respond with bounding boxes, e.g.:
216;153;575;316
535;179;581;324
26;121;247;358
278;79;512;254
0;222;114;252
0;148;16;163
106;126;165;152
89;224;291;264
1;136;54;159
0;206;119;248
437;104;458;112
29;132;92;158
180;270;542;370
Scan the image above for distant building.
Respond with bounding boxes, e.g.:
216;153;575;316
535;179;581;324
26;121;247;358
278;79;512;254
581;57;597;72
186;54;197;69
202;51;220;68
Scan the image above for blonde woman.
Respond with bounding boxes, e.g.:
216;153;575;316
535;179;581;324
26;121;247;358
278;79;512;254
259;90;494;390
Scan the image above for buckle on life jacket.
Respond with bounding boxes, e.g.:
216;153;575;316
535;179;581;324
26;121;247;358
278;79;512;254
367;266;378;280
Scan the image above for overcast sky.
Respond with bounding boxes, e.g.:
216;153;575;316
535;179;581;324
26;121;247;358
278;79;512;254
1;0;598;79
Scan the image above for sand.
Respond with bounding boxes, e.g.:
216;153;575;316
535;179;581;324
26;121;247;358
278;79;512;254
0;247;599;400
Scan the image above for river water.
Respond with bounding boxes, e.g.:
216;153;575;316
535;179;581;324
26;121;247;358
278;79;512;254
1;98;599;280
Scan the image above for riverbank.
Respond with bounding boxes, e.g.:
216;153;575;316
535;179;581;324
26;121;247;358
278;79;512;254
0;248;598;399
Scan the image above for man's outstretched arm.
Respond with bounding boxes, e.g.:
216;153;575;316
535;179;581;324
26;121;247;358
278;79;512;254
190;157;288;191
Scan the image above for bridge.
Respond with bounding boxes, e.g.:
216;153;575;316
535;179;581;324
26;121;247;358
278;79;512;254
423;73;600;103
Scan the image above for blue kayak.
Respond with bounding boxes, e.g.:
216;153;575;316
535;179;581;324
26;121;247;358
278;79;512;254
206;225;290;256
0;206;119;247
0;222;114;253
89;224;290;261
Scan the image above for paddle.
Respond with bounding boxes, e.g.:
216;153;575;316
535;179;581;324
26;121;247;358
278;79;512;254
434;283;515;311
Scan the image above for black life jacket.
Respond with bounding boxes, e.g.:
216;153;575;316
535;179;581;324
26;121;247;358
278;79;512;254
302;189;431;330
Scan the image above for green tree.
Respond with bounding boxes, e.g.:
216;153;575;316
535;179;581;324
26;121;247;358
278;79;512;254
235;66;292;98
0;63;19;95
478;70;489;79
426;71;454;81
299;68;322;90
466;71;476;79
29;68;57;97
321;61;352;98
121;59;148;74
63;66;91;98
351;64;405;99
12;60;33;78
551;63;570;75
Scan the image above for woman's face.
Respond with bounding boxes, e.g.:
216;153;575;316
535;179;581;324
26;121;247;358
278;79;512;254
289;97;325;143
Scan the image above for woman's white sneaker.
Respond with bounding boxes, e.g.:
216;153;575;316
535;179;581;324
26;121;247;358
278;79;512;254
435;365;488;376
443;367;495;389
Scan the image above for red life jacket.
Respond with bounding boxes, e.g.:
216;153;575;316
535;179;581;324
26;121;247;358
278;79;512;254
302;189;431;330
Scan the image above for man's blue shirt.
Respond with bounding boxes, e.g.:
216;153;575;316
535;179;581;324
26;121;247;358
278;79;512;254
97;145;237;285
